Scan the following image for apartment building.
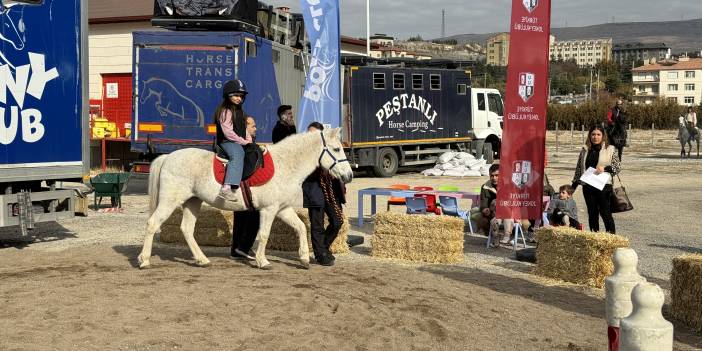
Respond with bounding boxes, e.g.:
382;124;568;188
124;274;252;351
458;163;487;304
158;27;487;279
486;33;509;66
549;38;612;66
631;57;702;105
612;42;670;65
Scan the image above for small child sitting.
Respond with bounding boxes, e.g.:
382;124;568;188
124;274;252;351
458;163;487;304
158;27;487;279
548;185;580;229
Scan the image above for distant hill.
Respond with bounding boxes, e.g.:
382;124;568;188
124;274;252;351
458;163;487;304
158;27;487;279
442;18;702;54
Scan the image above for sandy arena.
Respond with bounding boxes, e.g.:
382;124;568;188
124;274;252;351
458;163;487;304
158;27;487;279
1;130;701;350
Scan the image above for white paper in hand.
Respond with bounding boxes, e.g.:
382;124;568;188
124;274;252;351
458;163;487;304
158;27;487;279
579;167;609;190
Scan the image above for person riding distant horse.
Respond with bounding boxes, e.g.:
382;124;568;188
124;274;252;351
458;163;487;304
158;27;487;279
215;80;252;201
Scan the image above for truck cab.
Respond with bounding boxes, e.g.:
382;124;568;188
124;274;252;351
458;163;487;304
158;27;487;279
470;88;504;159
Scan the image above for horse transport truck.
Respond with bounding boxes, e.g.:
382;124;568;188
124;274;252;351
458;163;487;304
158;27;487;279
131;1;504;177
0;0;89;232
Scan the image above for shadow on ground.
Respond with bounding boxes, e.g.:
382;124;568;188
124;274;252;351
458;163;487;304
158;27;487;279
0;222;77;249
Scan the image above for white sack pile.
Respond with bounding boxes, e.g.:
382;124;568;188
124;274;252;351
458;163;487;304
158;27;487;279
421;152;490;177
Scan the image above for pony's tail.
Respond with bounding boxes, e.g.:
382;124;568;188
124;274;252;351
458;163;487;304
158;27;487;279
148;155;167;215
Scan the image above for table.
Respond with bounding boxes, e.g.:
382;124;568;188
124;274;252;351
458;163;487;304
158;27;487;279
356;188;480;227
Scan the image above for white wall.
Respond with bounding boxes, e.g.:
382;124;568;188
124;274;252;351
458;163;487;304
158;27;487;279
88;21;154;100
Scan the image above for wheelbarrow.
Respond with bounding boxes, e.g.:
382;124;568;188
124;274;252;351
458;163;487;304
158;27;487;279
90;172;130;209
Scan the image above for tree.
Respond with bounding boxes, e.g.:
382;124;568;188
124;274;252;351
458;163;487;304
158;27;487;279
407;35;424;42
605;75;620;93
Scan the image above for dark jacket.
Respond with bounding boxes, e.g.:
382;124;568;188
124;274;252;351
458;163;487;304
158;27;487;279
302;168;346;208
607;106;628;148
272;121;297;143
548;195;579;222
215;106;247;146
479;180;497;212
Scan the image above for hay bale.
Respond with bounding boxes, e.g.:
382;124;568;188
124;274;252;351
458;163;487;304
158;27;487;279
534;226;629;288
159;205;233;247
266;209;350;254
371;212;464;264
670;254;702;332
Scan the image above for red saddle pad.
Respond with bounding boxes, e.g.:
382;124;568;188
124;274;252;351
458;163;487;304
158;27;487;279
213;151;275;187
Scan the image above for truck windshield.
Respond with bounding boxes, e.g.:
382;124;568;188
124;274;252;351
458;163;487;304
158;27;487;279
488;93;504;116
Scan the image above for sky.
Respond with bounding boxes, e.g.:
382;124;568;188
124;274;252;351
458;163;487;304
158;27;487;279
269;0;702;40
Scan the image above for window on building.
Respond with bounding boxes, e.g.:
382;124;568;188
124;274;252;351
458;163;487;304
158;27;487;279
373;73;386;89
457;84;467;95
668;72;679;79
271;49;280;63
668;97;678;103
430;74;441;90
412;74;423;90
685;96;695;104
294;55;304;71
477;93;486;111
685;84;695;91
393;73;405;90
686;71;696;78
668;84;678;91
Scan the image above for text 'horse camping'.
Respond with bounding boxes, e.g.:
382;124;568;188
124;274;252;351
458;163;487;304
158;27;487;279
138;129;353;269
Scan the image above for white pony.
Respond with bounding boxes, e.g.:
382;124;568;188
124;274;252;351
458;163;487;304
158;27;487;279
138;128;353;269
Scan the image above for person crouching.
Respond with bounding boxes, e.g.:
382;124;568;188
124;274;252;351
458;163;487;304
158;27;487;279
548;184;580;229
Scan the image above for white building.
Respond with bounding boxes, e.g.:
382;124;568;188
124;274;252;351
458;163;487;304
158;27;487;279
631;57;702;105
549;38;612;66
88;0;153;100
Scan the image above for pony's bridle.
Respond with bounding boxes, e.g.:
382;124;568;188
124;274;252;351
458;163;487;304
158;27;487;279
319;132;349;171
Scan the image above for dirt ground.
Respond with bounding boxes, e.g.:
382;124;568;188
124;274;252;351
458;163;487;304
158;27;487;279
0;130;701;350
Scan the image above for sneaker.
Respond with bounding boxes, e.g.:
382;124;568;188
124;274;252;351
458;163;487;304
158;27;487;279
315;253;335;266
232;248;255;260
218;188;239;202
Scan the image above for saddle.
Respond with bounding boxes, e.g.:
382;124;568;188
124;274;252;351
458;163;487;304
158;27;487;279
213;143;275;210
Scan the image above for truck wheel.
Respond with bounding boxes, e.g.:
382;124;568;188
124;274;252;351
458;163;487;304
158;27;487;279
373;148;398;177
483;143;494;164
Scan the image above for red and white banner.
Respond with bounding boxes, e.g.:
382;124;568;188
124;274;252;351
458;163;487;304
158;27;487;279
496;0;552;220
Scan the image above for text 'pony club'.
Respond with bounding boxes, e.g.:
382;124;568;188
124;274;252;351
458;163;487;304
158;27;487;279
0;53;59;145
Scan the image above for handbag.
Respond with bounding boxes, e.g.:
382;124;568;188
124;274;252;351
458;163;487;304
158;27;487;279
610;175;633;213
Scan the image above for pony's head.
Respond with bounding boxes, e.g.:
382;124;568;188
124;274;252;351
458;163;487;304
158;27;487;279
0;8;25;51
679;116;686;127
317;128;353;184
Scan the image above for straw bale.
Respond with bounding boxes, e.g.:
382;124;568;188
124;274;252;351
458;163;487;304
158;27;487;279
266;209;350;254
373;212;464;240
371;212;464;264
159;205;233;247
670;254;702;332
534;226;629;288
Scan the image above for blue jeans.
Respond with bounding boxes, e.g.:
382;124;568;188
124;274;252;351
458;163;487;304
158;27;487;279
220;142;245;186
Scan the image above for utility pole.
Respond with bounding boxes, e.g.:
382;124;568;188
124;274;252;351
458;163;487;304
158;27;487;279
366;0;370;56
441;9;446;38
589;67;593;100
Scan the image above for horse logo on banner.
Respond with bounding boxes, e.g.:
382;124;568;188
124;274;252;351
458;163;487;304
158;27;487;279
522;0;538;13
511;160;532;188
518;72;535;102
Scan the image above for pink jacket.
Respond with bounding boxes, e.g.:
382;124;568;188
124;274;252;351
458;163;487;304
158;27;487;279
219;109;252;145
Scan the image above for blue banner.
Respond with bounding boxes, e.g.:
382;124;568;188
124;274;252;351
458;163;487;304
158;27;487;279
297;0;341;132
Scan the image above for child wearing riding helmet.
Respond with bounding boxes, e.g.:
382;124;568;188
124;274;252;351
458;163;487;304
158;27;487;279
215;79;252;201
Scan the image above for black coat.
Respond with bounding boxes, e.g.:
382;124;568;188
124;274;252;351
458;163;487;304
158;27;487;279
302;168;346;208
607;106;628;148
272;121;297;144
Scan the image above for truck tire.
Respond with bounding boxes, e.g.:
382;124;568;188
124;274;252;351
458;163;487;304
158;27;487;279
373;147;398;177
483;143;494;164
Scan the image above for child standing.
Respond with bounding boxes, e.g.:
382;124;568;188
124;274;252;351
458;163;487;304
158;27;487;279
548;185;580;229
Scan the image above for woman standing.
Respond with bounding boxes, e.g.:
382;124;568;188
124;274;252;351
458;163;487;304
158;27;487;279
572;126;621;234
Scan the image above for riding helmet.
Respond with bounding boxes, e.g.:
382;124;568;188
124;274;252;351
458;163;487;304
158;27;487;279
222;79;248;99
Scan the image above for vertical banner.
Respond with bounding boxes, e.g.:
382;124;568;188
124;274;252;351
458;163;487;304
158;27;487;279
297;0;341;131
495;0;552;220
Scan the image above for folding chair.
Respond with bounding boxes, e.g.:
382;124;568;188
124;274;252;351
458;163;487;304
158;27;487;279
405;197;428;215
486;220;526;252
439;195;473;234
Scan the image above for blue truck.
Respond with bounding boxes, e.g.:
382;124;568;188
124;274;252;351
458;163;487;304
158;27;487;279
131;30;306;155
0;0;89;230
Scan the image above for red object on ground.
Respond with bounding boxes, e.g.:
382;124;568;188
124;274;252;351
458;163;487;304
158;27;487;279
213;152;275;187
101;73;133;137
608;325;620;351
413;193;441;215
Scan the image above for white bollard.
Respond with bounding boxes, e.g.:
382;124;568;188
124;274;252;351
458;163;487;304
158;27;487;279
606;248;646;327
620;282;674;351
605;248;646;351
